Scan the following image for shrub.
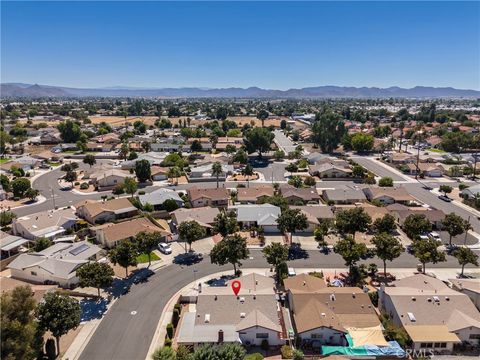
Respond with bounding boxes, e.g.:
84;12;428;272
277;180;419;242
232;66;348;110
303;176;316;186
260;339;269;351
292;349;304;360
166;323;174;339
245;353;264;360
74;181;80;186
46;338;56;360
163;337;172;347
143;202;154;212
80;182;89;189
459;183;469;191
172;308;180;327
138;190;146;195
369;291;379;307
308;271;323;279
281;345;293;359
174;303;181;312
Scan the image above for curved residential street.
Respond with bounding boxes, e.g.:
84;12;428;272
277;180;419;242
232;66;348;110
78;249;475;360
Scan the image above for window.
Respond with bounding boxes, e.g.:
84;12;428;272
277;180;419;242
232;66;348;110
469;334;480;340
256;333;269;339
434;343;441;348
426;343;433;348
31;271;37;276
440;343;447;348
420;343;427;348
311;333;322;339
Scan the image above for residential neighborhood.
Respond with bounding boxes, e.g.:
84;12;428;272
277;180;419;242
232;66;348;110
1;1;479;360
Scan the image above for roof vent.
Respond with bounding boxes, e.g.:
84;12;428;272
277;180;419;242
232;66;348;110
321;312;326;317
253;294;256;300
303;281;306;286
240;312;246;318
407;312;416;322
330;294;336;301
445;297;450;301
204;314;210;323
239;297;245;303
433;296;440;303
411;297;416;301
214;295;217;301
352;292;356;298
427;298;432;302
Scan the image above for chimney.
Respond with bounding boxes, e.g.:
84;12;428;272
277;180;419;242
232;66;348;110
218;329;224;343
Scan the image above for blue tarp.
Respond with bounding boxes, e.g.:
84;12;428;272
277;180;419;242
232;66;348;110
322;340;406;357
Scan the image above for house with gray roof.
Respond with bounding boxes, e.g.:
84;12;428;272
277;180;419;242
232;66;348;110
228;204;281;233
8;241;103;287
322;188;367;204
120;151;168;170
461;184;480;199
176;273;285;348
139;188;184;210
1;231;29;259
12;207;79;240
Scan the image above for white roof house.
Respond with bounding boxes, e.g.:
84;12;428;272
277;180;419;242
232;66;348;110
8;241;103;287
139;188;184;208
228;204;281;232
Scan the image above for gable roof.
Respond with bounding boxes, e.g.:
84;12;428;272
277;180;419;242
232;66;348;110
229;204;280;225
171;207;220;227
364;187;414;202
92;217;169;244
188;187;230;201
75;198;137;218
236;186;274;202
280;186;321;201
284;273;327;294
139;188;183;206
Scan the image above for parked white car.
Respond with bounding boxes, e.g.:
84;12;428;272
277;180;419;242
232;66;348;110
158;242;172;255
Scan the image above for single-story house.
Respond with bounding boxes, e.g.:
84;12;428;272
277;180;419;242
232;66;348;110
235;186;275;204
176;273;285;349
12;208;79;241
290;206;334;233
187;187;230;208
187;163;234;182
449;279;480;311
228;204;281;233
91;217;171;248
279;185;321;205
379;274;480;352
120;152;168;170
308;162;352;179
363;187;415;205
89;169;130;191
170;207;220;233
406;163;445;177
75;198;138;224
1;231;29;259
8;241;103;288
150;166;170;181
460;184;480;199
139;188;184;210
322;189;367;204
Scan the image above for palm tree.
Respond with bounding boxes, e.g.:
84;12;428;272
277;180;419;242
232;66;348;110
211;162;223;188
168;166;182;186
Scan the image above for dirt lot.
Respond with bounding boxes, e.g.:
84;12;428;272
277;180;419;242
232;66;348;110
89;115;303;129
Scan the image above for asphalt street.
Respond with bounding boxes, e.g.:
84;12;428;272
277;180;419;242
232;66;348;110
350;156;407;181
78;249;476;360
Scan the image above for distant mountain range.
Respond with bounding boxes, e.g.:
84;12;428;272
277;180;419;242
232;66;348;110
2;83;479;99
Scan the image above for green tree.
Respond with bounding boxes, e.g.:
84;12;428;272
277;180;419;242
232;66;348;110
33;237;52;252
439;185;453;197
64;170;77;188
0;210;16;227
371;233;404;276
262;242;289;282
135;159;152;182
112;184;125;197
403;213;431;240
335;208;372;239
57;120;82;142
167;166;182;186
77;262;114;297
119;142;129;161
288;175;303;188
83;154;96;168
257;109;269;127
190;140;203;153
352;165;366;178
412;237;446;273
378;176;394;187
211;161;223;188
453;247;479;277
443;213;468;247
162;199;179;212
11;177;31;198
178;220;206;252
123;177;138;197
373;214;397;234
232;149;248;164
210;234;249;274
311;112;346;153
274;150;285;161
152;346;176;360
191;343;246;360
333;236;370;276
244;127;274;157
213;210;239;237
351;133;375;153
1;285;43;360
25;188;39;202
285;163;298;175
1;174;11;191
277;209;308;243
108;240;138;277
135;231;161;266
35;293;81;356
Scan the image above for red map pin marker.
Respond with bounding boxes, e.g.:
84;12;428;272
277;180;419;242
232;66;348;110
231;280;241;296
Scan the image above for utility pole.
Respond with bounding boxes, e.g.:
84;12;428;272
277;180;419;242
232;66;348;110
51;188;56;210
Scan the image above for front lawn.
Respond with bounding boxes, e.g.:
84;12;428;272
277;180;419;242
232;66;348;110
136;252;160;263
426;148;446;154
0;158;11;164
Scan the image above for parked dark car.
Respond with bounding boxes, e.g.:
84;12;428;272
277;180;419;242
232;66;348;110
438;195;452;202
174;252;203;265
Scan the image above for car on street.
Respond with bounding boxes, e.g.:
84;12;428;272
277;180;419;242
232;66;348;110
173;252;203;265
428;232;441;241
158;242;172;255
438;195;452;202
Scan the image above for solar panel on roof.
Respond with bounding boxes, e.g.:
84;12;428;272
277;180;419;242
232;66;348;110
69;243;89;256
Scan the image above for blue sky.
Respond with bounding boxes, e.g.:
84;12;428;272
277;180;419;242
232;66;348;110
1;1;479;90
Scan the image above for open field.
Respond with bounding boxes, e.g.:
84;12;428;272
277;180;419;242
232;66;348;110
89;115;306;128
